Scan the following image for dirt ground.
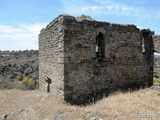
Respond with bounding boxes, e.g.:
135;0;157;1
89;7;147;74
0;87;160;120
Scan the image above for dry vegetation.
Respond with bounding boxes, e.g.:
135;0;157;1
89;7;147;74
0;50;38;90
0;87;160;120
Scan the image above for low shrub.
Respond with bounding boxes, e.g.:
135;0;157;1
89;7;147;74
153;77;160;83
22;77;35;90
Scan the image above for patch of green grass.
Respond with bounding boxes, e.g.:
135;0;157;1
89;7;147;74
153;77;160;83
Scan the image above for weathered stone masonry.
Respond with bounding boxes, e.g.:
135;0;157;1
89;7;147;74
153;35;160;78
39;14;154;104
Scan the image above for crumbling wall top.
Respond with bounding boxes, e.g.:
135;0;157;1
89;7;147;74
40;14;141;34
141;29;154;34
40;14;76;33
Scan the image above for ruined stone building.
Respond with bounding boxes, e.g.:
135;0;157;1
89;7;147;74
39;14;154;104
153;35;160;78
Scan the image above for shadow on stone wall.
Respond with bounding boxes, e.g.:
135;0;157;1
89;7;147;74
64;81;153;106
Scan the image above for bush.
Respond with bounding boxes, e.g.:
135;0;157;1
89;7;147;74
27;78;35;88
22;77;29;84
153;77;160;83
22;77;35;90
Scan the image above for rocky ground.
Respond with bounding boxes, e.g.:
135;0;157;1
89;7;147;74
0;85;160;120
0;50;38;90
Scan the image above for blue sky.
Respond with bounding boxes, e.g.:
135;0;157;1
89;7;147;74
0;0;160;50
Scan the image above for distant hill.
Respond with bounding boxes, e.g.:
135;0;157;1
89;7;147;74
0;50;38;90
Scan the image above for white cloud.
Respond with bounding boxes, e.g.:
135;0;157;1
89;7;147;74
59;0;160;35
0;25;23;33
0;23;47;50
75;4;158;18
59;0;160;19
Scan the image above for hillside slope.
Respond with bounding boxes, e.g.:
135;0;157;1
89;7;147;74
0;50;38;90
0;87;160;120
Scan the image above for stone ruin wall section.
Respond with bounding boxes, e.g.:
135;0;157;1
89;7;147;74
62;17;154;103
39;16;68;96
153;35;160;78
39;15;154;104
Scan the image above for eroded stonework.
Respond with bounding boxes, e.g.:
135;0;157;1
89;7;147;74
153;35;160;78
39;14;154;104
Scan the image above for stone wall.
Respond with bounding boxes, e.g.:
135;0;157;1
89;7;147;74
39;16;66;97
153;35;160;78
39;14;154;104
154;57;160;78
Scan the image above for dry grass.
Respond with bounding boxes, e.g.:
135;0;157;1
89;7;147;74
0;88;160;120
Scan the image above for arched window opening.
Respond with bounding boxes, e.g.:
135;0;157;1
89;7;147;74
95;33;105;61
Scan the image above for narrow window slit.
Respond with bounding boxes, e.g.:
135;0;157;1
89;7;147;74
95;32;105;66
